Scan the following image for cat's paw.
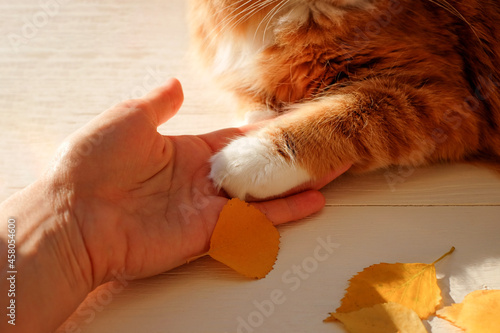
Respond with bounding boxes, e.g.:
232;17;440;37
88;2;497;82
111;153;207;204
210;134;312;200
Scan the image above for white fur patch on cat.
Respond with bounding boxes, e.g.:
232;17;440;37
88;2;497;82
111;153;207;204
210;134;312;200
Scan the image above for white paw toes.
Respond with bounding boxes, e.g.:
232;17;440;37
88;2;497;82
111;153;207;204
210;134;312;200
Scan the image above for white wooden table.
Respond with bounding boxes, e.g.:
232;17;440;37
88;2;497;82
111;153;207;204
1;1;499;332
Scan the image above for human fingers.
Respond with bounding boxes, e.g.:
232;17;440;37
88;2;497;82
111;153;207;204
252;190;326;226
142;78;184;126
278;163;352;198
309;164;352;190
199;127;243;152
199;118;280;153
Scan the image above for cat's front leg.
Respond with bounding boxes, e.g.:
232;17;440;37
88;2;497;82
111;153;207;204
211;81;479;200
210;95;359;200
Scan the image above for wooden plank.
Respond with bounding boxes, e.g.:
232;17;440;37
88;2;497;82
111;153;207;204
324;163;500;206
61;206;500;333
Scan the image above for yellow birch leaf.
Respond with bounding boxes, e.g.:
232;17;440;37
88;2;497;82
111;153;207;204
436;289;500;332
334;247;455;319
208;198;280;279
327;302;428;333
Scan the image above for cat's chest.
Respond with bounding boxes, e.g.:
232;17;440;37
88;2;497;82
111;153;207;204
222;36;368;109
213;35;349;108
257;46;348;106
212;0;407;108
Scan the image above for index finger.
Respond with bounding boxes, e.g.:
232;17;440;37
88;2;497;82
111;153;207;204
199;127;244;153
198;119;273;153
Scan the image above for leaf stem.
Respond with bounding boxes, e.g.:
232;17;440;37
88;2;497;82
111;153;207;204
432;247;455;265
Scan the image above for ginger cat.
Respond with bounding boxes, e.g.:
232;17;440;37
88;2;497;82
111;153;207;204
188;0;500;200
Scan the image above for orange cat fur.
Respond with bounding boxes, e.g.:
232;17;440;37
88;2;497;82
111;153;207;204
188;0;500;199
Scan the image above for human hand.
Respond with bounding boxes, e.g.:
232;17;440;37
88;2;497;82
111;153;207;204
1;78;350;333
50;78;347;288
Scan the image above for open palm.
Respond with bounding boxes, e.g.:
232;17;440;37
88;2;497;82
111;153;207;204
53;79;345;288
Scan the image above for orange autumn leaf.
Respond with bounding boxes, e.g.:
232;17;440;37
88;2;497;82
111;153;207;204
208;198;280;279
326;302;428;333
334;247;455;319
436;289;500;332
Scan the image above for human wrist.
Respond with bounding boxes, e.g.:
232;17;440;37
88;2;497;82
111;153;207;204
0;175;92;332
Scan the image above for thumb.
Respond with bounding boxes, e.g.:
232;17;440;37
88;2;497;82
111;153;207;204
142;78;185;126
